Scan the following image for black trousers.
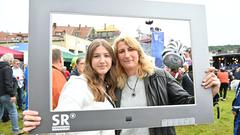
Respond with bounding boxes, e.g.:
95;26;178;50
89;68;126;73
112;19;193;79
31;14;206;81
219;83;229;99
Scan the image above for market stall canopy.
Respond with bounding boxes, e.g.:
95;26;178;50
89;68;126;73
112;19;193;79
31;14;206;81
52;45;85;62
10;43;28;52
62;51;76;62
0;46;24;60
62;51;86;62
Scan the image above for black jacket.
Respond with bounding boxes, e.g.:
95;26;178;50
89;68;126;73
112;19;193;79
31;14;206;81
0;61;15;97
182;71;194;96
115;68;194;135
70;68;80;76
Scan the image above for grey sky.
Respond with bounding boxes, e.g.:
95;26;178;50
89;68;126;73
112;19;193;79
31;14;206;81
0;0;239;45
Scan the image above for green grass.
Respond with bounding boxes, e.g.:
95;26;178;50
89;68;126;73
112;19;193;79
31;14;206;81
0;90;235;134
176;90;235;135
0;110;25;135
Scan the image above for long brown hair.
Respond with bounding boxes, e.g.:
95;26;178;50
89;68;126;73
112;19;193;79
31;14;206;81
113;35;155;89
84;39;117;101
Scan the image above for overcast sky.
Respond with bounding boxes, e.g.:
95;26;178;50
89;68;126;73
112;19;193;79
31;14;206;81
52;14;191;47
0;0;239;46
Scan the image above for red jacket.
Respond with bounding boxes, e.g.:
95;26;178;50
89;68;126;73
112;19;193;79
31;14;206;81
52;66;67;110
217;71;229;84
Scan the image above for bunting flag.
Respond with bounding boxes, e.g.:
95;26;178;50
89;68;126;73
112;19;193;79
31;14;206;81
151;31;164;68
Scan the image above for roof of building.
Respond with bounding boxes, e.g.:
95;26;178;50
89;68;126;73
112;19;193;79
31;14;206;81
53;26;75;35
52;24;93;39
212;53;240;57
74;27;92;38
96;24;119;32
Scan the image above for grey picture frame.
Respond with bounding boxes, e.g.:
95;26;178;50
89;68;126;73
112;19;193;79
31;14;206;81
28;0;213;133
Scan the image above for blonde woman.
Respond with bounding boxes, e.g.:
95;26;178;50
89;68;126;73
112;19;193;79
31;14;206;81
112;35;220;135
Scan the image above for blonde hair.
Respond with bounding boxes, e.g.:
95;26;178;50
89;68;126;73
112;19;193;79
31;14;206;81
84;39;117;101
113;35;155;89
0;53;14;64
13;59;20;64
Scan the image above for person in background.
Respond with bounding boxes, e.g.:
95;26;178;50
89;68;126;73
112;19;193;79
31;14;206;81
112;35;220;135
70;57;85;77
183;48;192;66
231;80;240;91
217;67;229;101
232;81;240;135
52;49;67;110
24;65;28;110
182;63;189;74
169;67;183;83
0;53;23;135
63;66;70;79
228;70;235;90
234;67;240;80
23;39;117;135
182;65;194;96
12;59;25;111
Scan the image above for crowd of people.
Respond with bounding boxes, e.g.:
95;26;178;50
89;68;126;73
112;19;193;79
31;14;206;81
0;35;221;135
214;66;240;135
161;44;240;135
0;53;25;135
1;34;240;135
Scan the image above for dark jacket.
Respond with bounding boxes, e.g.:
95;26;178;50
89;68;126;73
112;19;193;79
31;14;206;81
115;68;194;135
182;71;194;96
235;71;240;80
0;61;15;97
70;68;80;76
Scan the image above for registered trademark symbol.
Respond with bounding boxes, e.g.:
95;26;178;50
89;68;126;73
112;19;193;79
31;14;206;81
69;113;76;119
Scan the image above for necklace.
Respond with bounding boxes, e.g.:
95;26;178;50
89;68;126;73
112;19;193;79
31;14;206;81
126;77;139;97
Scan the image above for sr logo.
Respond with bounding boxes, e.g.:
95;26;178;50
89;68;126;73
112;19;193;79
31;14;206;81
52;113;76;126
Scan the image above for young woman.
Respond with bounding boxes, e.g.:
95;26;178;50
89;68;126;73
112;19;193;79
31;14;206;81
112;35;220;135
23;39;117;135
